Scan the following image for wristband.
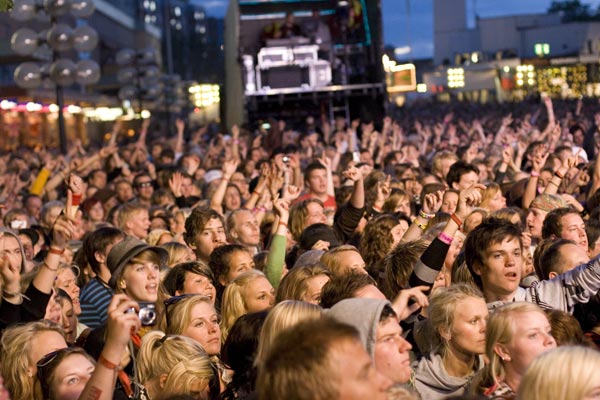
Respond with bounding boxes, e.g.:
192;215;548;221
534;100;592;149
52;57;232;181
419;210;435;219
71;193;82;206
222;176;230;182
254;207;267;212
438;232;454;245
253;190;263;197
98;354;123;371
49;247;65;255
415;220;428;230
554;170;564;179
42;262;58;272
2;289;21;299
530;171;540;177
278;221;288;228
450;213;463;228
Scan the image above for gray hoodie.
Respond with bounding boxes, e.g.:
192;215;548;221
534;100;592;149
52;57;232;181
327;298;390;358
0;227;26;273
414;352;484;400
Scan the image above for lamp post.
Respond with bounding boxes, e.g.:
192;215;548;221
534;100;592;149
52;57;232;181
10;0;100;154
116;47;161;113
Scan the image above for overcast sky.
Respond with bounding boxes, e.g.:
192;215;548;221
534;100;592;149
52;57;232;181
192;0;600;59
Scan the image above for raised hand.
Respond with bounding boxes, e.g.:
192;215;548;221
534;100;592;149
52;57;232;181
422;190;444;215
455;183;485;221
342;166;363;182
169;171;184;197
392;286;430;321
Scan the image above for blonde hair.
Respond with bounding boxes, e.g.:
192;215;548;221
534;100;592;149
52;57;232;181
161;242;194;267
475;302;548;393
0;321;65;400
163;295;216;338
320;245;361;277
255;300;323;367
275;264;331;303
137;331;214;398
517;346;600;400
289;199;324;242
427;283;484;355
220;269;267;341
480;183;502;210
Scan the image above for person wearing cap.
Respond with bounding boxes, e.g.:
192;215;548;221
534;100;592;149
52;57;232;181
106;236;167;311
525;194;569;245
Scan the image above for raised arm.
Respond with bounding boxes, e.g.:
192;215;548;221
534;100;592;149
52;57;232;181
79;295;141;400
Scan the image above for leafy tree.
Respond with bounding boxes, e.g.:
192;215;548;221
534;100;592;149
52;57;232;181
0;0;14;12
548;0;597;21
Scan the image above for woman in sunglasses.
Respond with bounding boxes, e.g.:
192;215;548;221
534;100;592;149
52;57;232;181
35;294;141;400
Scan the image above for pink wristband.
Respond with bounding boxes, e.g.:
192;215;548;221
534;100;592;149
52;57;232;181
438;232;454;245
530;171;540;177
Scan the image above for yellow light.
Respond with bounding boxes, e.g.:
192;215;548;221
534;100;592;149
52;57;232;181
141;110;151;119
503;66;510;73
0;100;17;110
67;105;82;113
48;104;59;112
416;83;427;93
127;129;135;137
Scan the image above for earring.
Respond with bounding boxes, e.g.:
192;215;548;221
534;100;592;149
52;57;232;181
502;356;511;362
120;280;126;289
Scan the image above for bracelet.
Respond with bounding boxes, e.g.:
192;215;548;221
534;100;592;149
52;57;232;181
548;180;559;187
415;220;428;230
233;139;240;144
253;190;263;197
98;354;123;371
438;232;454;245
71;193;82;206
530;171;540;177
254;207;267;212
2;289;21;299
554;170;564;179
48;247;65;255
42;262;58;272
418;210;435;219
278;221;288;228
222;176;230;182
450;213;463;228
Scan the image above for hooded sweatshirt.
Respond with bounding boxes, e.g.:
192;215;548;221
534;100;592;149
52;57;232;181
328;298;390;358
414;352;484;400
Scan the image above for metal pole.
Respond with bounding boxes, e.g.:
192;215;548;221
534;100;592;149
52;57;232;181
56;82;67;154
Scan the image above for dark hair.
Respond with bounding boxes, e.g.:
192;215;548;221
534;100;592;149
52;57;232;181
82;227;125;274
538;239;577;281
221;311;268;400
163;261;215;296
303;161;327;182
446;161;479;189
208;244;249;294
545;309;586;346
319;272;377;309
541;207;579;240
382;239;429;299
299;223;340;251
183;207;224;249
464;217;522;289
586;220;600;252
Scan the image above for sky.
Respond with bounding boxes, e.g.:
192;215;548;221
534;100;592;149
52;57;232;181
192;0;600;59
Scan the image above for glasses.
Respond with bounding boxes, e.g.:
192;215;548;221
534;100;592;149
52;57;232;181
37;347;80;386
136;181;153;188
164;294;200;327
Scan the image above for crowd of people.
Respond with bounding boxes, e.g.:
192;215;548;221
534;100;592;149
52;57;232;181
1;96;600;399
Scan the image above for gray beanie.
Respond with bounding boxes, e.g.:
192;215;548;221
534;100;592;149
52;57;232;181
328;298;391;358
107;236;168;289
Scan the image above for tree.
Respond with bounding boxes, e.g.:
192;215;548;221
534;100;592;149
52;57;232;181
0;0;14;12
548;0;596;21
